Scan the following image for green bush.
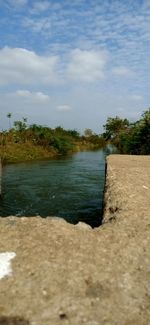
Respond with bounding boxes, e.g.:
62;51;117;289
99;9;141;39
49;136;73;155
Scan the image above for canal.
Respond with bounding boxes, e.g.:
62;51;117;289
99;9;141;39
0;149;109;227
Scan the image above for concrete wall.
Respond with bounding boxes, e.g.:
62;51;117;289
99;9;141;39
0;155;150;325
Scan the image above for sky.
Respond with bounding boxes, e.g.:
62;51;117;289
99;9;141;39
0;0;150;133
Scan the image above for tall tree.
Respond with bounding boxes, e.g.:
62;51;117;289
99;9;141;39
103;116;129;140
7;112;12;130
84;128;93;137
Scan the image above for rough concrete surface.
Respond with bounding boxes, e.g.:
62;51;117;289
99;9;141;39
0;154;150;325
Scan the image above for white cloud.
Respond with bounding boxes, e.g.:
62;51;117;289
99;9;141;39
112;66;132;77
0;0;149;132
0;47;58;85
56;105;72;112
15;90;50;102
67;49;107;82
31;1;50;14
116;107;142;119
23;17;51;33
0;90;51;129
130;95;143;101
0;46;108;87
7;0;28;7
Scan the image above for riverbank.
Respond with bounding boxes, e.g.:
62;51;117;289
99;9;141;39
0;142;57;163
0;124;105;163
0;140;105;164
0;155;149;324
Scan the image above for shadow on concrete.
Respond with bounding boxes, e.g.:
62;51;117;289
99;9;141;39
0;317;30;325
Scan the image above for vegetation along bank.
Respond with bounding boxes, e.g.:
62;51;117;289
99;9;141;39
1;116;105;163
1;108;150;163
103;108;150;155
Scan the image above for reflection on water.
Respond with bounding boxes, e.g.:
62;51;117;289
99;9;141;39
0;149;108;227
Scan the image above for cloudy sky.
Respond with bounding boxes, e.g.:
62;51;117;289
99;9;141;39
0;0;150;132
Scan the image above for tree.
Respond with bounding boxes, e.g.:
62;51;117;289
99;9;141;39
103;116;129;140
103;109;150;155
84;128;93;137
132;108;150;154
7;112;12;129
66;129;80;138
14;120;27;132
22;117;27;124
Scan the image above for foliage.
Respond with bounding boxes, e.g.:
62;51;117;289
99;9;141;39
84;128;93;137
0;119;106;163
14;120;27;132
103;109;150;155
103;116;129;140
49;136;74;155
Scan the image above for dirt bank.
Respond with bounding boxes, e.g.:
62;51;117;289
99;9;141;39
0;155;149;325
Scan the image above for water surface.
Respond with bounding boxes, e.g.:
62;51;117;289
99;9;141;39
0;149;107;227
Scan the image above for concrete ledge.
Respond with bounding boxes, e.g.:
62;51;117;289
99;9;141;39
103;155;150;224
0;155;150;325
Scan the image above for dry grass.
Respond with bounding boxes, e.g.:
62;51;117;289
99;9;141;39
0;142;57;163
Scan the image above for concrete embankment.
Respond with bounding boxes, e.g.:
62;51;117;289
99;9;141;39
0;155;150;325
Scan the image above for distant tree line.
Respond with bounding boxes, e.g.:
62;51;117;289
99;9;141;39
3;108;149;161
1;116;105;157
103;108;150;155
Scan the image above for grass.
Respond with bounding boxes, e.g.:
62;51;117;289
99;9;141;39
0;142;57;164
1;140;105;164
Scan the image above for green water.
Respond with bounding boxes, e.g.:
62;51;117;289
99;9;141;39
0;149;108;227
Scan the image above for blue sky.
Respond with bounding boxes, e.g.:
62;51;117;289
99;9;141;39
0;0;150;132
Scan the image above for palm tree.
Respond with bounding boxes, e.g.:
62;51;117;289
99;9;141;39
22;117;27;124
7;112;12;130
